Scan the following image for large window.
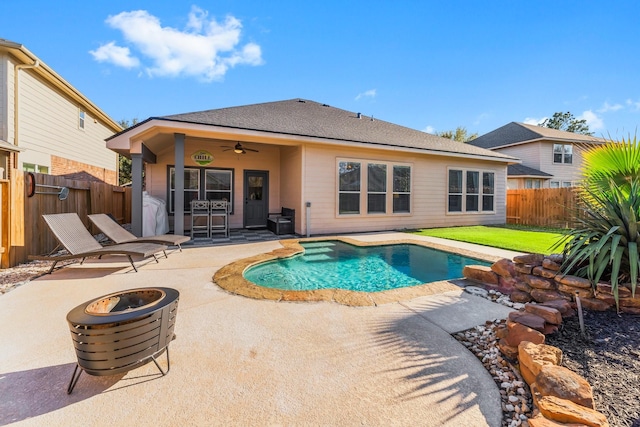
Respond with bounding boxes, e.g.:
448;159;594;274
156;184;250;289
367;163;386;213
393;166;411;213
553;144;573;164
448;169;495;213
339;161;361;214
338;160;411;215
169;166;233;213
466;171;479;212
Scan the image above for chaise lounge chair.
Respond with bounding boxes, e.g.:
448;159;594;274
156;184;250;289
88;213;190;251
30;213;168;274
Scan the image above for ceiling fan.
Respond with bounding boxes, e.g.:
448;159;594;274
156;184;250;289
221;142;259;154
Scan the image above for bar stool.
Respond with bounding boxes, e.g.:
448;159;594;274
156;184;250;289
190;200;210;238
209;200;229;238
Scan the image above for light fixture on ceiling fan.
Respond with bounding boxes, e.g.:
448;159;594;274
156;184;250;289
221;142;259;155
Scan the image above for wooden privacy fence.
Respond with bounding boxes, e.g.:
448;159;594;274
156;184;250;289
1;170;131;268
506;188;578;229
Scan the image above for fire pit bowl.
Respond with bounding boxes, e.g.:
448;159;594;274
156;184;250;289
65;287;179;394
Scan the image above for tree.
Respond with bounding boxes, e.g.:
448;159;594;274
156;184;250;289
117;118;139;185
539;112;592;135
437;126;478;142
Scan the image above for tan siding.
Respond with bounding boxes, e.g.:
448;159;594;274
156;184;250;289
0;53;8;142
147;139;281;230
279;145;303;233
538;141;583;184
15;67;116;172
302;144;507;235
496;141;584;186
495;142;542;170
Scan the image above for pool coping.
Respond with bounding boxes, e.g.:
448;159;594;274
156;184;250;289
212;236;503;307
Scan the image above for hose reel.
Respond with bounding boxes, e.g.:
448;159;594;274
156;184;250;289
26;172;70;200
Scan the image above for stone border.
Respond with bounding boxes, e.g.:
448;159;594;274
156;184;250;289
213;236;501;306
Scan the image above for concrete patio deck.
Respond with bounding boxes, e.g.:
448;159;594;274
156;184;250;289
0;232;522;427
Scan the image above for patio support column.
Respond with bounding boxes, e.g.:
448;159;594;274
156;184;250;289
131;153;144;237
174;133;185;236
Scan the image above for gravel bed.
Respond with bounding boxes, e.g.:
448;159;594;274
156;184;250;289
0;259;57;294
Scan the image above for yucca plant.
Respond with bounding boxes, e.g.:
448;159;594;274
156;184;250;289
558;135;640;310
581;134;640;198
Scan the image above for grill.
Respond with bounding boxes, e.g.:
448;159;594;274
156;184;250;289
65;287;179;394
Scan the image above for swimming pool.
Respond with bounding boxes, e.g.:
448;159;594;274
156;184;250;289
244;240;490;292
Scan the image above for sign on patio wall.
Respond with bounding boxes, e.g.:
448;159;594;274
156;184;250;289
191;150;214;166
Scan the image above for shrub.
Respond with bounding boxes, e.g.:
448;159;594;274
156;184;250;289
559;136;640;309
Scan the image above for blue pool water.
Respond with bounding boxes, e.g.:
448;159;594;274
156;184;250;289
244;240;490;292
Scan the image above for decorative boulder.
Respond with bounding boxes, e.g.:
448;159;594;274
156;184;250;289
525;303;563;325
536;365;595;409
462;265;499;285
518;341;562;385
525;275;558;290
513;253;545;265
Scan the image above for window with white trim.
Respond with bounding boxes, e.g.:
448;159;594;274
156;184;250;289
79;110;86;130
393;166;411;213
338;160;411;215
553;144;573;164
562;181;573;188
448;169;495;213
525;179;542;189
339;161;361;214
169;166;233;213
23;163;49;174
367;163;386;213
550;181;560;188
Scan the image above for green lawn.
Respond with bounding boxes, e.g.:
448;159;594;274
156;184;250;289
412;225;568;255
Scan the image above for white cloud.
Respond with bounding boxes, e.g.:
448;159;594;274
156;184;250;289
578;110;604;130
626;99;640;111
89;42;140;68
597;101;624;113
92;6;263;81
423;125;435;134
355;89;377;101
523;117;546;125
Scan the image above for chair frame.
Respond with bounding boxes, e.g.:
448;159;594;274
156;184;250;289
29;213;168;274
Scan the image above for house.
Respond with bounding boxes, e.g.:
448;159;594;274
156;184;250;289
106;99;517;237
468;122;605;189
0;39;121;183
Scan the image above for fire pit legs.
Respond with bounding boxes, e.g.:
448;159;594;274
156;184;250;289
65;287;179;394
66;346;172;394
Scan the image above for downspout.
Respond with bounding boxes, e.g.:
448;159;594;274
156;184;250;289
13;60;40;151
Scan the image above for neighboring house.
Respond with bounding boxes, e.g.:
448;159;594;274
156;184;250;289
107;99;517;237
0;39;121;183
469;122;605;189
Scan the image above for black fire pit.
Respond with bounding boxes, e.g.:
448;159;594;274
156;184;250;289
65;287;179;394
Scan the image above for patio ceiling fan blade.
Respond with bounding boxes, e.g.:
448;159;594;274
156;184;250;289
221;142;258;154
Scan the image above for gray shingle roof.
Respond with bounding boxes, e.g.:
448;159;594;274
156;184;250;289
507;164;553;177
154;99;515;161
469;122;605;150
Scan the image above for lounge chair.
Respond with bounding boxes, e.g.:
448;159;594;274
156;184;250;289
88;213;190;251
30;213;168;274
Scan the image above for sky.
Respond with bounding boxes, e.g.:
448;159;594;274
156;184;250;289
2;1;640;137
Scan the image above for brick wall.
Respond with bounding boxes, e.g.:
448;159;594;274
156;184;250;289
51;155;117;185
